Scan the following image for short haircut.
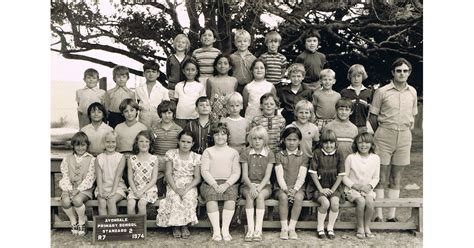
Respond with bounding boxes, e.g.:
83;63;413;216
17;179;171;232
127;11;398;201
102;131;118;145
335;98;354;110
177;129;197;151
87;102;108;122
265;31;282;44
213;54;233;76
260;92;280;107
112;65;130;81
320;68;336;79
304;28;321;41
250;58;267;79
247;125;269;147
320;129;337;144
132;130;155;154
156;100;176;118
225;92;243;105
294;100;315;121
279;126;302;150
182;58;201;81
84;68;99;79
119;98;139;115
71;131;90;153
195;96;210;107
208;122;230;146
173;34;191;53
287;63;306;77
391;57;412;71
143;60;160;72
347;64;368;81
199;27;217;39
234;29;251;42
352;132;376;154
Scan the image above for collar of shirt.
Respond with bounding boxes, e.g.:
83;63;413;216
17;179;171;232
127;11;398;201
154;121;180;131
74;152;93;163
387;81;409;91
249;147;270;157
84;86;100;91
112;86;130;93
347;84;367;91
285;149;301;156
235;50;253;58
321;148;336;156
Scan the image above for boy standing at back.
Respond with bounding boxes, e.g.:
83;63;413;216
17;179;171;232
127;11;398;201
230;29;257;95
105;65;135;129
259;31;288;93
135;61;170;129
295;29;327;92
313;69;341;132
76;68;106;128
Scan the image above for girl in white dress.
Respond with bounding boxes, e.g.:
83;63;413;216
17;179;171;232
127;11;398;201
95;131;127;216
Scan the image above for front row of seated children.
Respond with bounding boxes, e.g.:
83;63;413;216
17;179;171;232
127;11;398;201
60;121;379;241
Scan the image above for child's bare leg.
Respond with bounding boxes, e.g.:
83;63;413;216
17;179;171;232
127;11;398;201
354;197;366;234
364;195;375;234
255;188;271;233
277;191;289;230
206;201;221;238
107;194;124;215
137;199;148;215
127;199;136;215
97;196;107;216
316;196;330;231
288;191;304;231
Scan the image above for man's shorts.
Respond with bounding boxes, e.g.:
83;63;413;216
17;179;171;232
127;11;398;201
374;126;412;166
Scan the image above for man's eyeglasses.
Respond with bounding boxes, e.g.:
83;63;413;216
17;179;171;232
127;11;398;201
395;69;410;73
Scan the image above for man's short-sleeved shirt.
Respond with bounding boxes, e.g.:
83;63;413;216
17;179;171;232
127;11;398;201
369;82;417;131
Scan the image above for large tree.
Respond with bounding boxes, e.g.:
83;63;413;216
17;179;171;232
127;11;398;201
51;0;423;93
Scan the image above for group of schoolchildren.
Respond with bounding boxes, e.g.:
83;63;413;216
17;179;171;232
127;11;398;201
60;27;385;242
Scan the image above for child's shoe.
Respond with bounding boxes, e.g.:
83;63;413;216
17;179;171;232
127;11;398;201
222;233;232;241
288;230;298;240
244;231;253;242
317;229;326;239
280;229;289;240
70;224;79;235
327;230;335;240
211;233;222;241
77;224;87;236
252;231;262;242
173;227;182;238
181;226;190;239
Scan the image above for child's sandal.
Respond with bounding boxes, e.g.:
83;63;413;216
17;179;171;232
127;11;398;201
244;231;253;242
252;231;262;242
317;230;326;239
77;224;87;236
356;232;365;239
222;234;232;241
365;233;375;239
181;226;190;239
327;230;335;240
211;233;222;241
71;224;79;235
173;227;182;238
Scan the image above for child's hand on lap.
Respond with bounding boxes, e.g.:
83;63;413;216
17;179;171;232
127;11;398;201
360;184;373;194
321;188;333;197
250;185;258;199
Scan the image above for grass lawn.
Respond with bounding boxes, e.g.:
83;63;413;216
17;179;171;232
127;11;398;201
51;128;423;247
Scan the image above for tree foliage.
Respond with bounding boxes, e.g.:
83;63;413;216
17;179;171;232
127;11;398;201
51;0;423;94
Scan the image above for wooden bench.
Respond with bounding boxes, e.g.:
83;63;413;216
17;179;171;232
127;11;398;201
51;197;422;233
51;156;422;234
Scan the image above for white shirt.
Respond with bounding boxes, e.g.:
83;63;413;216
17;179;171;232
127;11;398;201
135;82;170;112
174;81;206;119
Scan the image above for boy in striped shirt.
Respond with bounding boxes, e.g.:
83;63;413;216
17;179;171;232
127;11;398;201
259;31;288;94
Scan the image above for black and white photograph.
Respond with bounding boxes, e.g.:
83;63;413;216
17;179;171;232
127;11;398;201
46;0;428;247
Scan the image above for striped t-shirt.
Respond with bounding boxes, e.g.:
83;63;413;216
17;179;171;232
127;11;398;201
151;121;183;156
250;114;287;153
259;52;288;85
192;47;221;78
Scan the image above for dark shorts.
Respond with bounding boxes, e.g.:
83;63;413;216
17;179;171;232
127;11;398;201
200;180;239;203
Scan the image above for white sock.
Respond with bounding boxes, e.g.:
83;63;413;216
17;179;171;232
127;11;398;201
207;211;221;236
75;204;86;225
280;220;288;231
221;209;235;236
288;219;297;231
327;210;339;231
63;207;77;225
387;189;400;219
317;211;327;231
255;209;265;232
375;189;384;218
245;208;255;233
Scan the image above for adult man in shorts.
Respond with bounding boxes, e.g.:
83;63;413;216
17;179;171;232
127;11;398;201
369;58;418;222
